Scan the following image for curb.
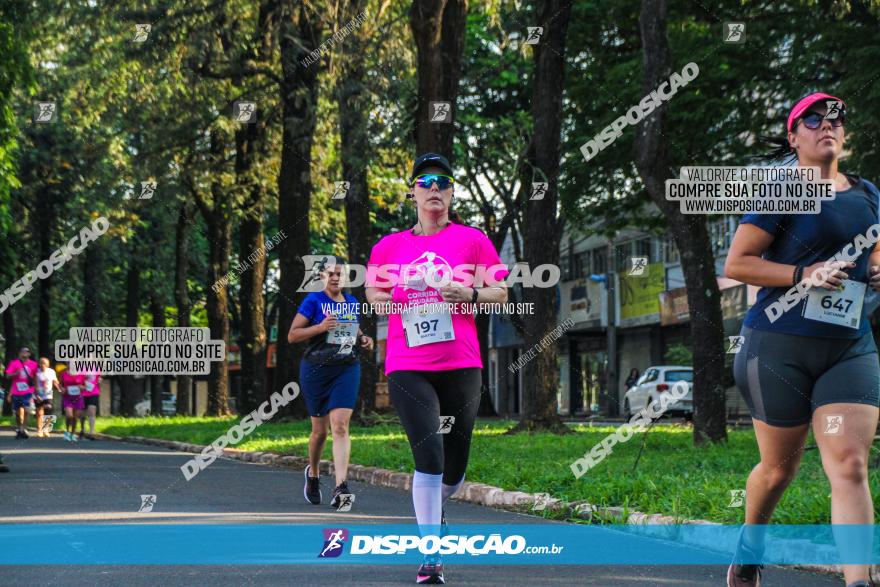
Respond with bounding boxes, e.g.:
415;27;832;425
93;432;845;578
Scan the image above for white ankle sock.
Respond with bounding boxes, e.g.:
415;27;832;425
412;471;443;527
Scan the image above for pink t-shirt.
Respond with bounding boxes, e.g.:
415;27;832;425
6;359;38;395
60;371;86;392
367;223;507;374
81;372;102;397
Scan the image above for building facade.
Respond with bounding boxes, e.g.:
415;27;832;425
488;216;755;418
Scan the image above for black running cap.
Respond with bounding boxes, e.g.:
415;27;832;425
411;153;453;181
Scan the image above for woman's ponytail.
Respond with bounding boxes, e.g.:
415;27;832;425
752;135;797;164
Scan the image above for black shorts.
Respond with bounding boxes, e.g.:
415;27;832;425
733;326;880;427
34;397;53;412
83;395;100;408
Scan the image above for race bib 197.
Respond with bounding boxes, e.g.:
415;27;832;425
803;279;866;329
401;304;455;348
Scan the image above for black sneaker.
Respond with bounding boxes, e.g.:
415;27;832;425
416;555;444;584
728;540;763;586
726;563;762;586
16;430;28;439
330;481;352;510
0;456;8;473
303;465;321;505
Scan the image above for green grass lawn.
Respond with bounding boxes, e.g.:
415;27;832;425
6;414;878;524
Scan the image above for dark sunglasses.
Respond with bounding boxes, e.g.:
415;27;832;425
798;110;846;130
411;174;454;189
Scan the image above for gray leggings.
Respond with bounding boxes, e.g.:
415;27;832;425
733;326;880;427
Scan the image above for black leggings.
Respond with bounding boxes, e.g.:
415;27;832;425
388;368;482;485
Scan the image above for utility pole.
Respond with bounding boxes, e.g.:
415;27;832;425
606;242;619;417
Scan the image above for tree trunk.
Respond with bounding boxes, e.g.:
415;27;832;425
204;188;233;417
337;0;377;418
509;0;572;434
235;1;274;416
150;295;166;416
83;243;101;327
2;309;14;363
2;310;14;417
276;0;322;417
475;222;515;417
238;188;268;414
174;201;193;416
475;313;496;416
409;0;473;416
635;0;726;444
409;0;467;157
36;199;53;357
120;256;142;416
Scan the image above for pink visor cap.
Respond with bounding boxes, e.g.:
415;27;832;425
787;92;847;133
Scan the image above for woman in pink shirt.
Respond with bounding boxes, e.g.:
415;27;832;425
366;153;508;585
59;366;85;442
5;347;38;439
79;369;102;440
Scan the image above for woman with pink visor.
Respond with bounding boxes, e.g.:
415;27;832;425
726;93;880;587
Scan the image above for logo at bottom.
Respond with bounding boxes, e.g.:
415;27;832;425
318;528;349;558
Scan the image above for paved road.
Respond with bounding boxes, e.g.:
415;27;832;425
0;429;842;586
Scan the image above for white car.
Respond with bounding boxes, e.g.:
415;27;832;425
623;365;694;420
134;399;151;417
134;394;177;416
